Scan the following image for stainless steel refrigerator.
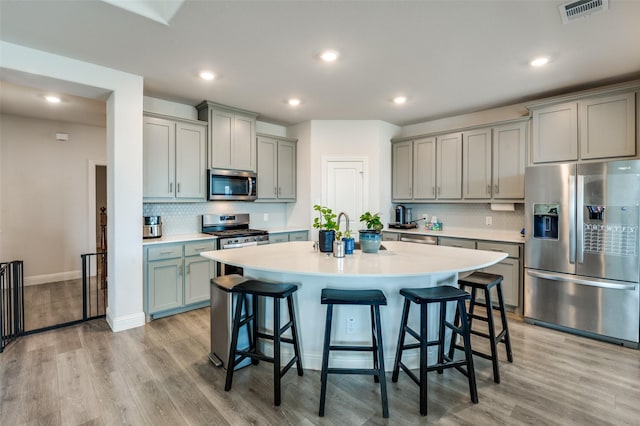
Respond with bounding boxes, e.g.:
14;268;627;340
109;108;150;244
524;159;640;348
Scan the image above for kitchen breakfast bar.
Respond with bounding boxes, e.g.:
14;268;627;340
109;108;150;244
200;241;507;371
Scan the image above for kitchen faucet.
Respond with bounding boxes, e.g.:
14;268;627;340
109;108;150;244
337;212;350;236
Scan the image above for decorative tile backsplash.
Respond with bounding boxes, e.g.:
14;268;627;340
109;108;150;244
143;202;289;235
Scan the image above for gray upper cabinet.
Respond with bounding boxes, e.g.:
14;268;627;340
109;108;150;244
392;140;414;200
436;133;462;199
531;102;578;163
257;134;297;202
580;92;636;160
462;128;492;199
196;101;258;172
143;115;207;202
392;136;452;202
413;137;437;200
492;121;526;199
529;87;638;164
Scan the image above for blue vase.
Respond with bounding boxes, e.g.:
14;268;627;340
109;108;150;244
343;237;355;255
318;230;335;253
359;230;381;253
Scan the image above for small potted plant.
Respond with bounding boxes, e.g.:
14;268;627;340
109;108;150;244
359;211;384;253
337;228;355;255
313;204;338;252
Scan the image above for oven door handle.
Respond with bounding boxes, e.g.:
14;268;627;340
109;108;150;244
222;241;259;249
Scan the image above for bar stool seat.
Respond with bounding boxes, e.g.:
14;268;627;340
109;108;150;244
392;285;478;416
213;275;303;406
453;271;513;384
319;288;389;418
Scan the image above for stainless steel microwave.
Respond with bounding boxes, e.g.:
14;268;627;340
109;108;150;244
208;169;257;201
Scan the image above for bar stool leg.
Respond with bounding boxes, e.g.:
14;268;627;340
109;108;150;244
373;304;389;418
249;294;259;365
370;305;380;383
484;287;500;384
496;284;513;363
319;304;334;417
436;301;447;374
419;302;428;416
286;295;304;375
392;298;411;382
273;297;282;406
225;292;245;391
458;298;478;403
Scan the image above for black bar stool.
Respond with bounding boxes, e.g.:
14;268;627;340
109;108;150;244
453;271;513;384
392;285;478;416
319;288;389;418
214;275;303;406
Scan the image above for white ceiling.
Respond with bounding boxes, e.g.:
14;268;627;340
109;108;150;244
1;0;639;127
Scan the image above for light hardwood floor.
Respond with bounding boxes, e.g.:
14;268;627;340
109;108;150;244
23;278;107;331
1;308;638;425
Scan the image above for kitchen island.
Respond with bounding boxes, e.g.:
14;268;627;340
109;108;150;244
200;241;506;370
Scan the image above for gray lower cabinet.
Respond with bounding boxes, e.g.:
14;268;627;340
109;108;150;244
269;231;308;244
439;237;522;310
145;240;215;320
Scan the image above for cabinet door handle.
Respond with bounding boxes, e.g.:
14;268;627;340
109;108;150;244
186;264;190;275
177;183;180;193
160;251;173;255
487;185;491;195
494;184;499;194
278;187;281;195
169;182;173;193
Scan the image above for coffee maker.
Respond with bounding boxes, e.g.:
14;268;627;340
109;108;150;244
395;205;406;224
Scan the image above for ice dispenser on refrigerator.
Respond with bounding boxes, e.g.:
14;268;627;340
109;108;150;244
533;204;559;240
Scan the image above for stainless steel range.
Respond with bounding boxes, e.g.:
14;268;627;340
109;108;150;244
202;213;269;250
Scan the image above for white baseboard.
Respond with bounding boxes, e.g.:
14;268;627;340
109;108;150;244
24;270;83;286
106;307;145;332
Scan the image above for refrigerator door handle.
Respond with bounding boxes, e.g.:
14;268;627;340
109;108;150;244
569;175;576;264
576;175;584;264
527;270;638;291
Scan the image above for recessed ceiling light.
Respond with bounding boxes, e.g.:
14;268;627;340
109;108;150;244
45;95;61;103
288;98;301;106
320;50;339;62
199;71;215;80
393;96;407;105
530;57;549;67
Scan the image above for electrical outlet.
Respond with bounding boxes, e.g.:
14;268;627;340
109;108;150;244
263;213;269;221
485;216;493;226
346;317;356;334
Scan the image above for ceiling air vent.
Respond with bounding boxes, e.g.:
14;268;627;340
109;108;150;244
559;0;609;24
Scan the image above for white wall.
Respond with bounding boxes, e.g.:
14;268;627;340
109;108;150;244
299;120;400;239
0;114;106;284
1;41;145;332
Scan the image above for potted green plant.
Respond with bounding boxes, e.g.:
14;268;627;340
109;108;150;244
336;228;355;255
359;211;383;253
313;204;338;252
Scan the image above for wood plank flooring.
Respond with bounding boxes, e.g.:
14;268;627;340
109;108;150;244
1;308;639;425
23;278;106;331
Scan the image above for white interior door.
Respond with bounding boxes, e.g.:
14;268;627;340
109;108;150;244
325;159;366;234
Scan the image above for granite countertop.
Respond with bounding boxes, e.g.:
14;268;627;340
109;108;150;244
384;227;524;244
142;233;217;246
200;240;506;278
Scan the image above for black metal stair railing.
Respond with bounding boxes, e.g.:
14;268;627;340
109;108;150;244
0;260;24;353
81;252;107;320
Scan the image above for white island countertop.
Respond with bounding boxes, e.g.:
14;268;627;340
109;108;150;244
201;240;507;371
200;240;506;277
